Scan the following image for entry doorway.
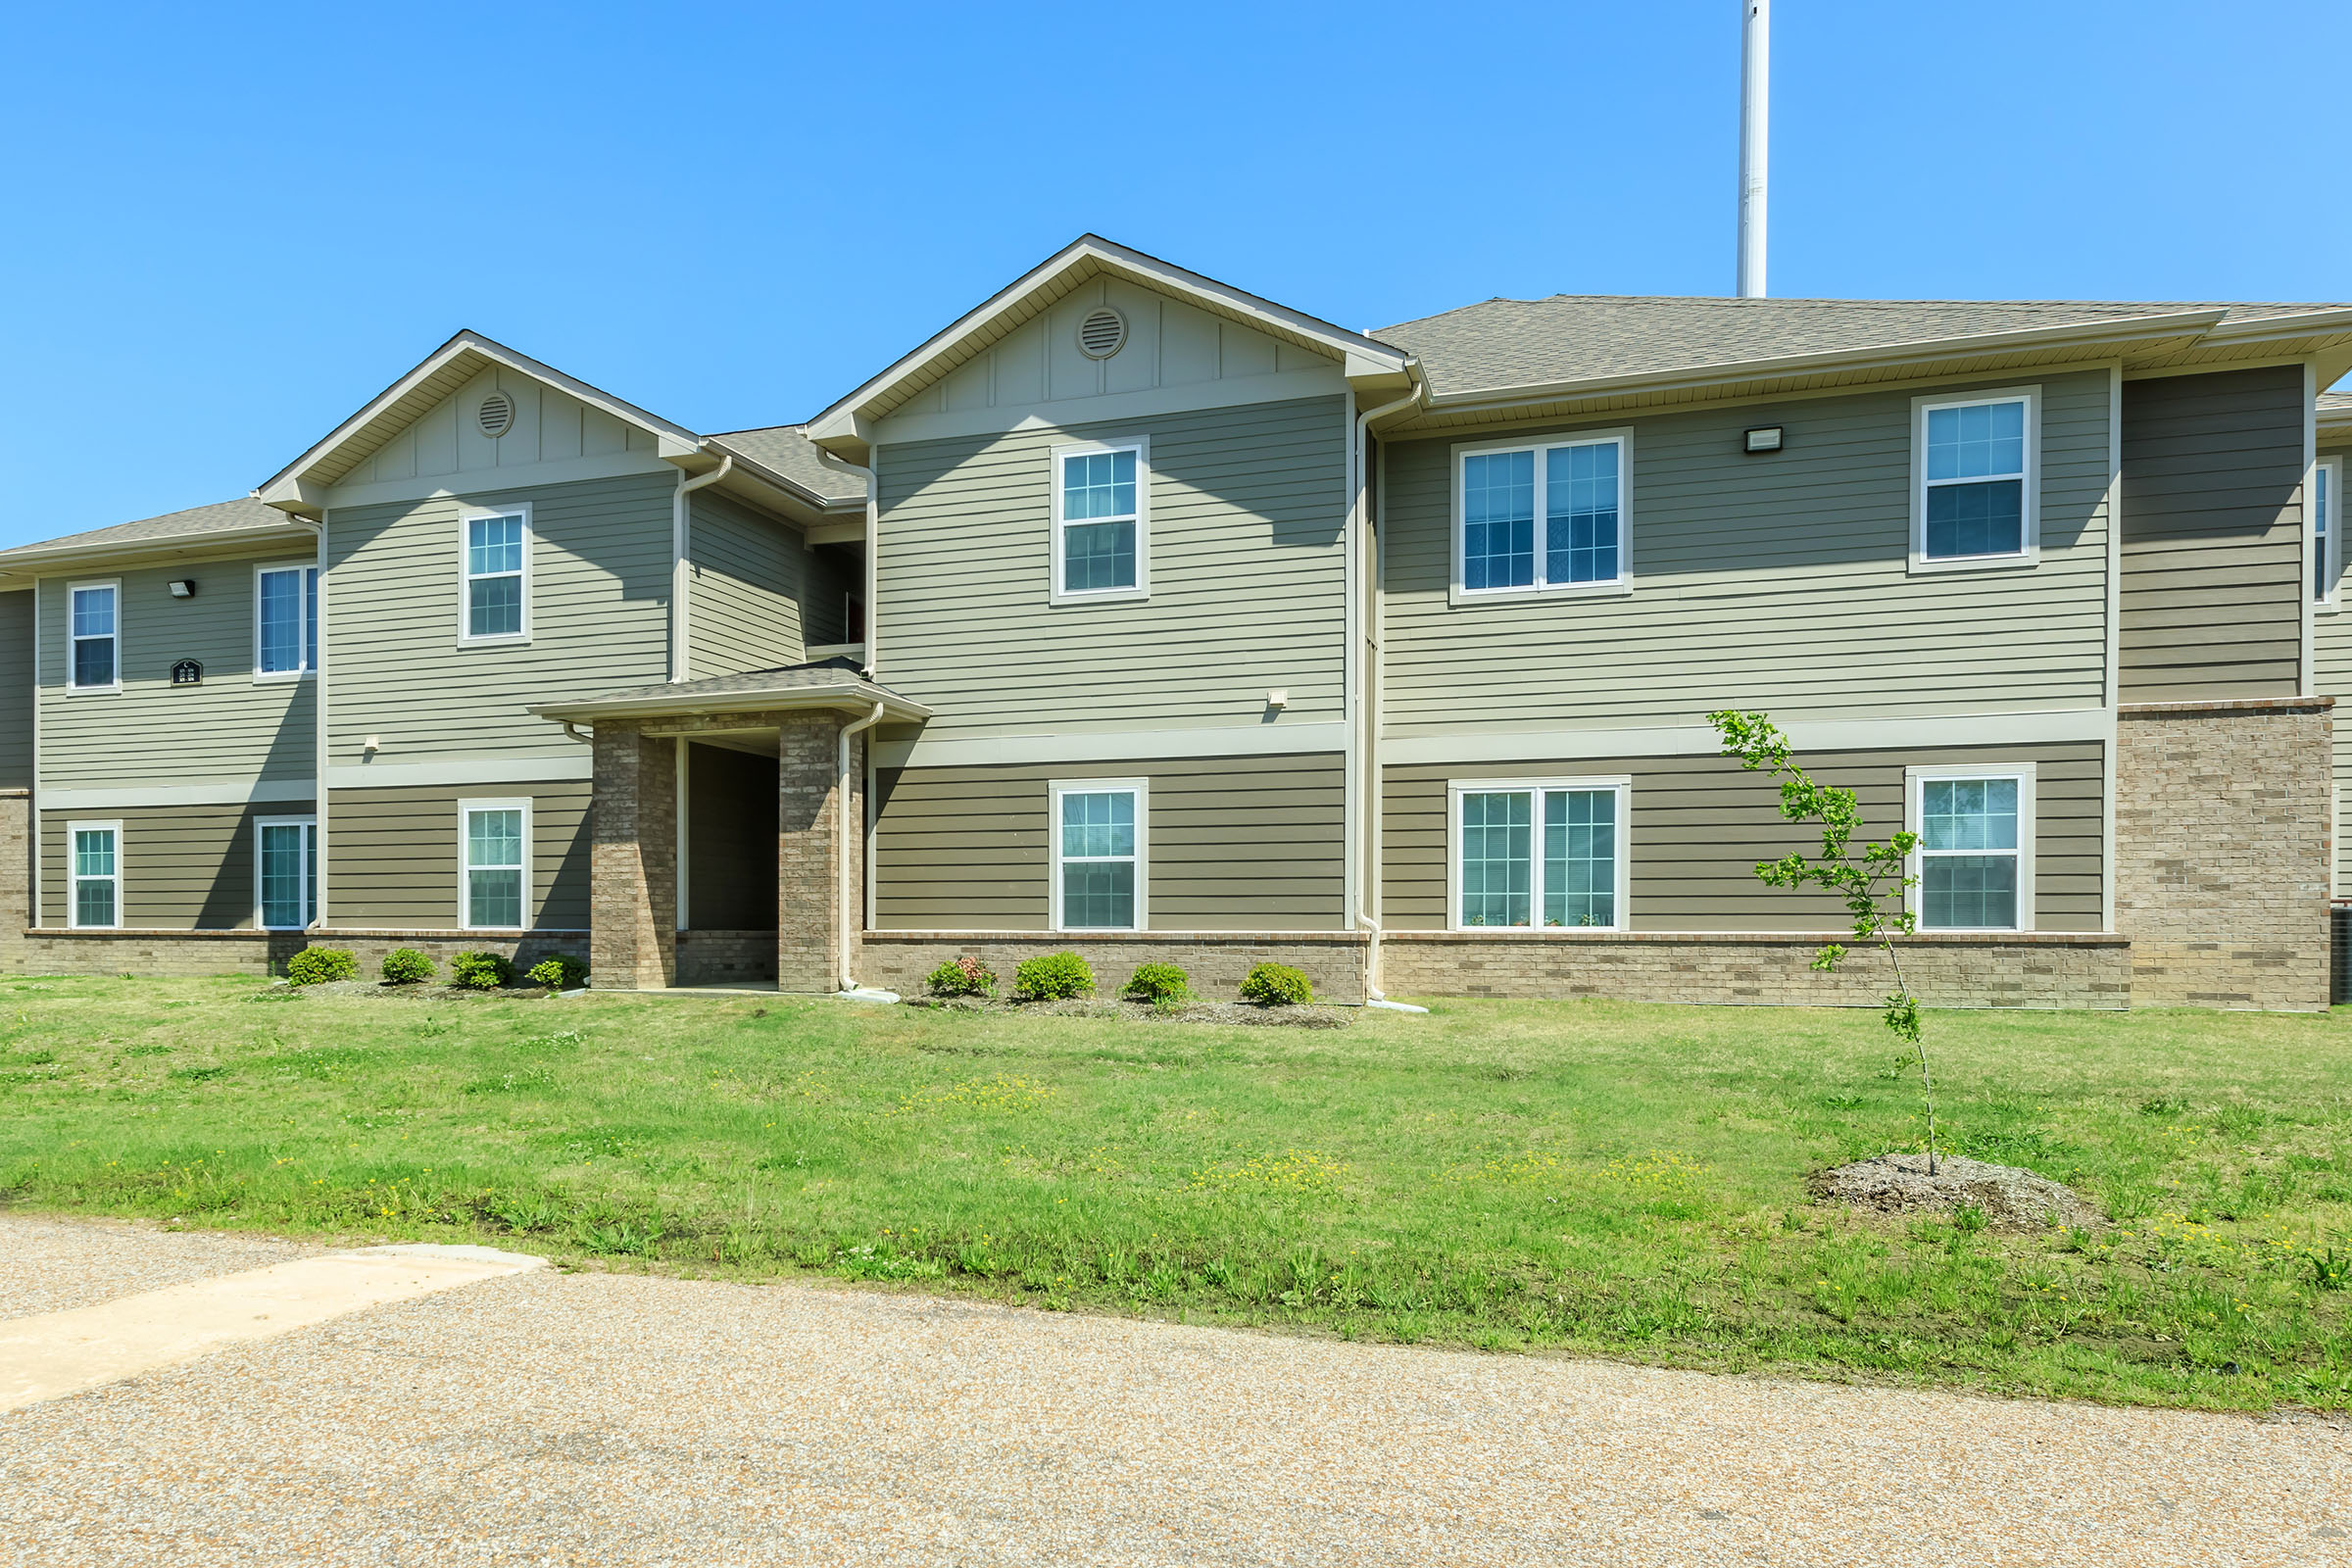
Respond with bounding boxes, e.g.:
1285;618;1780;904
677;738;779;985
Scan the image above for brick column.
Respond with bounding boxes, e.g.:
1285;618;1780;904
776;713;846;993
0;790;27;976
590;721;678;989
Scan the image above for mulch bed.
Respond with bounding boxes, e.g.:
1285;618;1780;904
906;996;1350;1029
253;980;554;1004
1811;1152;2107;1231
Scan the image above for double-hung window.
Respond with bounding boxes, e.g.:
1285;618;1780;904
1455;433;1629;600
1914;390;2037;566
255;564;318;677
69;821;122;928
2317;458;2341;607
1909;766;2034;931
68;580;119;691
1051;781;1145;930
1051;440;1148;603
460;505;530;643
460;799;529;929
255;816;318;930
1449;778;1628;930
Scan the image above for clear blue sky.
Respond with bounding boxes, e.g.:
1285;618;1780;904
3;0;2342;548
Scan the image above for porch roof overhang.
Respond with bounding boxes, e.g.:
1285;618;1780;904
527;659;930;726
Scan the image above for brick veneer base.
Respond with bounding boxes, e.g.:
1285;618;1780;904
10;929;590;980
859;932;1373;1005
676;929;780;987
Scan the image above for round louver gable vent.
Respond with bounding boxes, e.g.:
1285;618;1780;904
476;390;516;438
1077;307;1127;360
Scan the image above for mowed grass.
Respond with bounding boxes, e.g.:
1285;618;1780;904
5;975;2352;1410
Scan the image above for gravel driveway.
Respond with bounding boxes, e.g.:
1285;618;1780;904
0;1214;2345;1566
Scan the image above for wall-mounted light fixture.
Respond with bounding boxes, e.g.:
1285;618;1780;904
168;579;196;598
1743;425;1785;454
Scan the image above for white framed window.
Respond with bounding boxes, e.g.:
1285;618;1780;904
254;815;318;930
254;562;319;678
1450;431;1631;604
1050;780;1146;930
458;503;531;645
2316;457;2341;609
68;820;122;929
1446;777;1630;930
1906;764;2034;932
1911;388;2039;569
66;579;120;693
459;798;530;929
1050;439;1150;605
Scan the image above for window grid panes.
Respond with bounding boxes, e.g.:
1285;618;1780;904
258;568;306;673
1463;451;1536;591
72;828;117;927
1545;441;1621;585
1462;441;1624;593
465;808;525;928
70;585;117;688
259;820;316;930
1059;451;1139;594
1057;789;1137;929
466;514;525;639
1919;777;2021;930
1458;787;1619;929
1922;400;2027;559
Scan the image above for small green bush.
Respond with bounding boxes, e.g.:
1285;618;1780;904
451;951;514;991
380;948;436;986
1123;961;1190;1004
926;955;998;999
525;955;589;992
285;947;357;987
1014;951;1096;1001
1238;961;1313;1006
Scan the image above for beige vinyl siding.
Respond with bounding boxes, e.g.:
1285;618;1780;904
36;801;313;929
0;590;31;789
325;781;589;929
1382;742;2104;933
874;395;1348;740
331;363;664;490
874;753;1345;931
2316;443;2352;890
685;491;846;677
325;471;673;763
2118;366;2307;701
34;556;317;789
1380;369;2115;733
685;741;778;929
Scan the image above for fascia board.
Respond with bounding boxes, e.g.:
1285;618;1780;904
528;684;932;723
0;522;317;578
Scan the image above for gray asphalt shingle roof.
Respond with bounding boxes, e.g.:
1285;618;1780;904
1374;296;2352;400
0;497;298;564
707;424;867;505
545;657;906;709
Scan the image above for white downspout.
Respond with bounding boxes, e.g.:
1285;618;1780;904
838;700;885;992
670;453;735;682
1350;381;1423;1002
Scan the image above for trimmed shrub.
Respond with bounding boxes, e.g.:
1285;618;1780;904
451;951;514;991
1013;951;1096;1002
1238;961;1313;1006
285;947;357;988
926;955;998;999
526;955;589;992
1123;961;1190;1004
380;948;436;986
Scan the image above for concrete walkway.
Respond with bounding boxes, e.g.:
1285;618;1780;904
0;1215;2344;1566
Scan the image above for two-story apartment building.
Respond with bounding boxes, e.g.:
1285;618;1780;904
2;237;2345;1007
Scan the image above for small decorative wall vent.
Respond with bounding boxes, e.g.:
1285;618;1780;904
170;659;203;686
1077;307;1127;360
477;389;516;438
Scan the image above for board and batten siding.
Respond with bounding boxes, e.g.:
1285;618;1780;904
1382;743;2105;933
685;491;846;678
2118;366;2308;702
875;396;1349;741
324;470;674;764
1379;368;2116;734
36;800;314;929
329;364;665;492
34;555;317;789
0;590;32;789
2316;442;2352;890
873;754;1345;931
325;781;589;929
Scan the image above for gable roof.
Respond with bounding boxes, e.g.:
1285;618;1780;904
0;496;310;575
2319;389;2352;444
705;423;868;506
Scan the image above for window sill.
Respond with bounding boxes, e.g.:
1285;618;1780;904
457;635;532;649
252;670;315;684
1048;588;1149;609
1450;925;1629;935
63;685;122;697
1446;580;1633;609
1905;550;2040;577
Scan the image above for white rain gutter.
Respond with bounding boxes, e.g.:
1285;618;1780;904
838;700;886;991
1349;379;1424;1002
669;453;735;681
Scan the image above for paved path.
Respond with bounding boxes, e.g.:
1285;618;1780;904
0;1215;2345;1566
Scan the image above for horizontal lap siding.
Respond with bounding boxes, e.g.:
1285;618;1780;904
0;592;29;788
2318;444;2352;890
687;492;809;678
37;801;313;929
326;781;589;928
1380;369;2114;732
326;471;673;763
36;557;317;788
2119;367;2306;701
875;397;1348;739
874;754;1345;931
1382;743;2104;932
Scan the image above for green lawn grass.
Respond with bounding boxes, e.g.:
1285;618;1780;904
4;974;2350;1410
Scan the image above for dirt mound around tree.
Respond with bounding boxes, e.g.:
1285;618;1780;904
1811;1152;2106;1231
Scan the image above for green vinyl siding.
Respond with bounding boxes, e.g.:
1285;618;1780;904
874;753;1345;931
2315;443;2352;891
874;395;1348;741
35;801;314;929
34;556;317;790
1380;369;2115;733
324;781;590;929
0;590;31;789
686;491;853;677
324;470;674;765
1382;743;2104;933
2118;366;2308;701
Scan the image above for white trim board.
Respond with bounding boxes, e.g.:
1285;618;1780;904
872;720;1347;771
319;450;673;513
1380;709;2114;768
326;755;592;791
39;778;317;811
1906;762;2037;933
